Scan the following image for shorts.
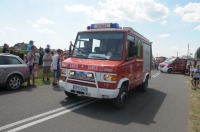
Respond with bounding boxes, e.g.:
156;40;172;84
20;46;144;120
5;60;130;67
29;65;34;74
43;66;50;73
53;69;61;78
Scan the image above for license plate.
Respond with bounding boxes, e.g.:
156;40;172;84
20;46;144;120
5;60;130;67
73;85;88;93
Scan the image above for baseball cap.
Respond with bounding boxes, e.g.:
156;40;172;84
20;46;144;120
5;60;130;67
47;44;50;47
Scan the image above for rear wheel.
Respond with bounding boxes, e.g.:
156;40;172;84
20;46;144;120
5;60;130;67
112;85;128;109
6;75;22;90
65;91;77;98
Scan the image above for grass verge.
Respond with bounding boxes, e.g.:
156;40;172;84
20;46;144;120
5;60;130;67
189;78;200;132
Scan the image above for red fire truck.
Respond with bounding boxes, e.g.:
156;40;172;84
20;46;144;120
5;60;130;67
59;23;152;108
158;57;198;73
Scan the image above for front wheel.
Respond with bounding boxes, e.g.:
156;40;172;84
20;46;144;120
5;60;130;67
167;68;172;73
6;75;22;90
65;91;77;98
140;77;149;92
112;86;128;109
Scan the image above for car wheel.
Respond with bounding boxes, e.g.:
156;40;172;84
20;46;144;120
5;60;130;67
167;68;172;73
112;85;128;109
6;75;22;90
65;91;77;98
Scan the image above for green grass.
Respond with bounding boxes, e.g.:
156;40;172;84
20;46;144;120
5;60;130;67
188;78;200;132
23;67;54;86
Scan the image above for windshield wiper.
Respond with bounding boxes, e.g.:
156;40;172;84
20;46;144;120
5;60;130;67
72;54;88;59
89;55;108;60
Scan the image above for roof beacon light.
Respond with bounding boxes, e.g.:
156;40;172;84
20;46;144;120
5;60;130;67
90;23;120;29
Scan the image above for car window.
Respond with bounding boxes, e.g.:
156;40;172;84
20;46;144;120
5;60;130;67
4;56;21;65
0;56;5;65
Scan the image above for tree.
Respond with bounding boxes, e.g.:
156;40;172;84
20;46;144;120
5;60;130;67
195;47;200;59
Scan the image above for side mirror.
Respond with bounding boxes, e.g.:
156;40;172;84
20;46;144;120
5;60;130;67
69;41;73;57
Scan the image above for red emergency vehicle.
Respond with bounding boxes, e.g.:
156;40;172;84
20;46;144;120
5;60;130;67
59;23;152;108
158;57;197;73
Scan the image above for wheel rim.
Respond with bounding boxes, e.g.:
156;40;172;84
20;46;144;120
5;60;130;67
9;77;21;89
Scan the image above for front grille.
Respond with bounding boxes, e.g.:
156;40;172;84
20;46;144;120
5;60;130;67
69;70;95;82
67;80;96;87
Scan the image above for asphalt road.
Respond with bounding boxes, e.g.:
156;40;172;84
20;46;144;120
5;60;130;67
0;70;189;132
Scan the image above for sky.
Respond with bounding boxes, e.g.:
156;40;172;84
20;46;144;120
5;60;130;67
0;0;200;57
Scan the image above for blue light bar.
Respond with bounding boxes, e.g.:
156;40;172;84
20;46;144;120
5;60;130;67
89;23;120;29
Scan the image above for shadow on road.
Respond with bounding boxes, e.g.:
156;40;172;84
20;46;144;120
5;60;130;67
60;88;166;125
0;85;36;95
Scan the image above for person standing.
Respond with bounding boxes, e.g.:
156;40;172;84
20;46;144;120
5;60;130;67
52;49;62;86
192;64;200;90
45;44;50;53
26;40;34;53
3;43;9;53
42;49;52;81
187;62;192;76
27;46;36;86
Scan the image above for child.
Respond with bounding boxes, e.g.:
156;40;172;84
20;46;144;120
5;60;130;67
32;61;39;86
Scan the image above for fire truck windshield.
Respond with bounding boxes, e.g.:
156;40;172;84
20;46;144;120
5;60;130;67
72;32;124;60
164;58;176;63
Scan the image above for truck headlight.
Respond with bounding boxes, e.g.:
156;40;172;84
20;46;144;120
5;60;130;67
69;71;75;76
87;73;93;78
104;74;117;81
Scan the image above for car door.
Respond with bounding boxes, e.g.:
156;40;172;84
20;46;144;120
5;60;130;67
0;56;7;84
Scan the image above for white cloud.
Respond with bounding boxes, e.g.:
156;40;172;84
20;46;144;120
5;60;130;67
174;2;200;22
37;17;55;25
32;24;40;29
161;20;167;25
4;27;16;31
36;28;55;34
65;0;169;22
0;30;4;33
194;25;200;30
158;34;170;38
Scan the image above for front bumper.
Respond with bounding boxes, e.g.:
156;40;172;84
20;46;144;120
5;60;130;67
59;80;119;99
158;66;169;72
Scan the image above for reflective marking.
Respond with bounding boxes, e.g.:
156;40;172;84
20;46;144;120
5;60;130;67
152;72;160;78
6;99;97;132
0;98;93;131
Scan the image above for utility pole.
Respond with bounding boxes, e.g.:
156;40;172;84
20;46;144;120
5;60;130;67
177;51;178;57
187;43;189;58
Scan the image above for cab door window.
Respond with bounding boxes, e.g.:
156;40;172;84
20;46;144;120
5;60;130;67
126;35;135;59
137;39;143;59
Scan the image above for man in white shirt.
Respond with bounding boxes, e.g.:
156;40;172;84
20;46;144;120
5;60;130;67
42;49;52;81
52;49;62;86
192;64;200;90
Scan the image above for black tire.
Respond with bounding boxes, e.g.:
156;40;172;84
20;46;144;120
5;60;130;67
65;91;77;98
167;68;172;73
140;77;149;92
112;85;128;109
6;75;22;90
